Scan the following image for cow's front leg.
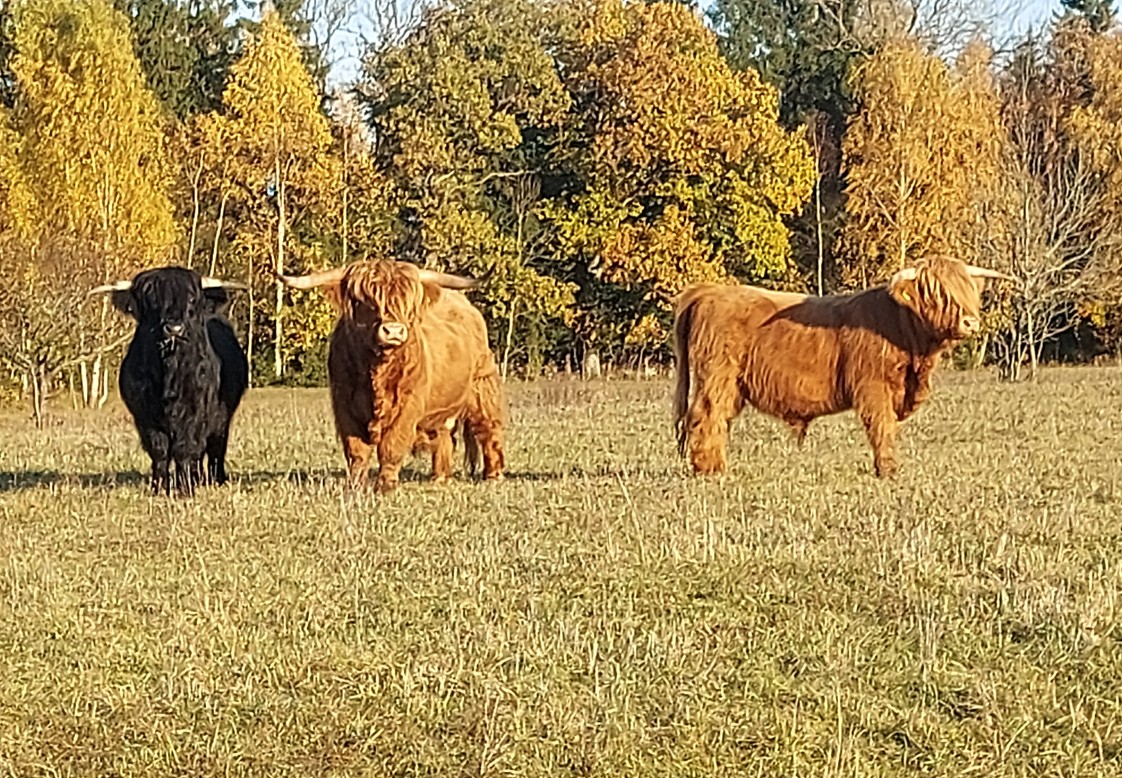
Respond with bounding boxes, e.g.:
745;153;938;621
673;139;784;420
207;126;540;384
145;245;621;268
340;434;373;488
374;414;420;493
856;386;899;478
138;427;171;495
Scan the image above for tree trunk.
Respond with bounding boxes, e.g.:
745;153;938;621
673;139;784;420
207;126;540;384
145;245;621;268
342;131;349;265
1027;309;1038;380
274;158;286;382
30;365;44;430
247;252;255;388
813;124;825;296
187;152;204;268
210;190;229;277
502;298;517;380
90;352;102;408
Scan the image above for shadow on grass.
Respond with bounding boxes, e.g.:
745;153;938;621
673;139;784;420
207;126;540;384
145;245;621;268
0;464;641;494
0;470;149;493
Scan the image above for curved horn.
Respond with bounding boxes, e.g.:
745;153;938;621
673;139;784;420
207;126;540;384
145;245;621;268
201;276;248;291
888;267;917;286
278;267;347;290
965;265;1018;283
87;280;132;296
416;268;483;291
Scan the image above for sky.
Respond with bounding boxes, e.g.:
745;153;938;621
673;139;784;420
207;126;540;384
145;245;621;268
324;0;1068;89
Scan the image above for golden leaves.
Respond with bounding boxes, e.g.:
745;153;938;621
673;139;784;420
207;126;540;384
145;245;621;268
841;38;1002;285
551;0;813;338
10;0;176;266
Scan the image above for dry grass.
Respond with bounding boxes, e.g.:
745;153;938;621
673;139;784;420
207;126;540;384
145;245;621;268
0;367;1121;776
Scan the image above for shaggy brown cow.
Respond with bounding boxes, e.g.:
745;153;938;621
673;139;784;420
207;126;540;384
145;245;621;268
280;260;505;492
673;255;1012;478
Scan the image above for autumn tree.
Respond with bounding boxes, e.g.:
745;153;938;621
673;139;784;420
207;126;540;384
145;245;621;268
544;0;814;357
840;36;1002;286
361;0;576;374
8;0;176;407
985;26;1122;375
1057;0;1116;33
112;0;240;118
710;0;860;293
210;9;333;382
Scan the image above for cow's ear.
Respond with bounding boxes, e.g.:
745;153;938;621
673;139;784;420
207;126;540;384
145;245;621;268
109;290;136;318
320;283;345;313
889;275;921;315
420;282;443;310
203;287;232;316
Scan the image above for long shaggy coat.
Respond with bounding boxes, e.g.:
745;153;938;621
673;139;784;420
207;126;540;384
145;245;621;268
673;256;1008;477
285;260;505;492
96;267;248;495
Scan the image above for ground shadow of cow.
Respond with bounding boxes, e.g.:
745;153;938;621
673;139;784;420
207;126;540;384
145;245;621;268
0;467;573;494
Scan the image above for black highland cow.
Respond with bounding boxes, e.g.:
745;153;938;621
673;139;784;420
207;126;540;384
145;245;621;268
90;267;249;496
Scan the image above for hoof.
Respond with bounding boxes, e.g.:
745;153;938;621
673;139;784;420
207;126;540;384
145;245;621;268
874;461;898;479
374;476;399;494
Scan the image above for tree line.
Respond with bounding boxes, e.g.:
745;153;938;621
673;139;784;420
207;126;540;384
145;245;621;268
0;0;1120;422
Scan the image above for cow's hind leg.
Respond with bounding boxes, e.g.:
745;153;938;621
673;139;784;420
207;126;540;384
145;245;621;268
430;427;454;484
173;457;204;497
788;417;810;447
464;370;505;481
206;431;230;485
684;377;740;475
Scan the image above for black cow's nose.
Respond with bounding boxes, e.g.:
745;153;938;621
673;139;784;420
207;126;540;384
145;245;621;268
163;323;185;338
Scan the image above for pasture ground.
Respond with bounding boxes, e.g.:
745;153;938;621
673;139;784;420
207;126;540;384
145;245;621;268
0;368;1120;776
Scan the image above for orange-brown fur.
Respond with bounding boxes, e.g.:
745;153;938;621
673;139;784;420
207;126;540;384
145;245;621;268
323;261;505;492
673;256;994;478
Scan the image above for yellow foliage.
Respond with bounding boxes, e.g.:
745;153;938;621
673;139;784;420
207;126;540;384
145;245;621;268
841;37;1002;286
624;313;666;348
553;0;813;343
221;12;332;167
11;0;177;267
600;204;725;302
0;107;36;241
1068;30;1122;220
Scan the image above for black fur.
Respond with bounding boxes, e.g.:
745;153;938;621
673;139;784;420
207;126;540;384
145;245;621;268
110;267;248;496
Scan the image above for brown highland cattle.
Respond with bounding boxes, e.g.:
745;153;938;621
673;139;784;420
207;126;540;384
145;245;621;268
673;255;1012;478
280;260;505;492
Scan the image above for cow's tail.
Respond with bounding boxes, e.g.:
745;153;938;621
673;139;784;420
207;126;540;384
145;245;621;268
673;288;700;458
461;420;482;478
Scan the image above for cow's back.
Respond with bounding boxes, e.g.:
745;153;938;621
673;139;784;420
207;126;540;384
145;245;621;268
206;316;249;419
416;290;495;427
685;284;848;420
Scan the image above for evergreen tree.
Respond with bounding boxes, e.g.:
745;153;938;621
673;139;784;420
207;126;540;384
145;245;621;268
113;0;240;118
1058;0;1116;33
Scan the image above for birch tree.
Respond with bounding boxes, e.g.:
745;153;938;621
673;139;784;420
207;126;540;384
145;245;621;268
9;0;176;406
216;9;332;381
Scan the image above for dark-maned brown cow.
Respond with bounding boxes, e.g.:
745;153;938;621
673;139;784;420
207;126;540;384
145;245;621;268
673;255;1013;478
280;260;505;492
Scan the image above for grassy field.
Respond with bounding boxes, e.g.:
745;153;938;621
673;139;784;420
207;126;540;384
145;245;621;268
0;367;1120;776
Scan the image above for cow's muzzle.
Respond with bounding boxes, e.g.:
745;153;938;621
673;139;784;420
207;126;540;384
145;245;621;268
957;315;981;338
376;322;408;347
